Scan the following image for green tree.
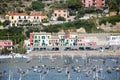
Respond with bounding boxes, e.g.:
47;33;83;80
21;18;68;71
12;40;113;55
31;1;44;11
106;0;120;13
0;21;2;25
68;0;83;10
17;41;26;54
3;20;10;27
25;27;41;38
57;16;66;21
1;48;11;55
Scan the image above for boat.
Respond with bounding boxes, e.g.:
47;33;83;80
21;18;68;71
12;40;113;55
56;66;63;73
0;72;2;78
37;69;42;73
115;67;120;72
67;72;71;80
26;57;32;63
19;74;22;80
107;67;112;73
85;71;91;77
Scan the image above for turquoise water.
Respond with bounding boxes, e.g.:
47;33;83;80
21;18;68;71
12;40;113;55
0;55;120;80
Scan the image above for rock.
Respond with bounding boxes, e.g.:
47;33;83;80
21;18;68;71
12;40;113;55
76;27;86;33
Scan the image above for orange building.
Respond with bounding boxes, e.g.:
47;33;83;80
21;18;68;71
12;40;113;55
52;8;69;21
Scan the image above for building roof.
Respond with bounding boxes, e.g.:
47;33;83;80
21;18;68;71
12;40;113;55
54;8;68;10
31;32;51;35
0;40;12;42
30;13;44;16
7;13;28;16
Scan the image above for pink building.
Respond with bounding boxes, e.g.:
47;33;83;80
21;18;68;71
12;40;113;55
30;33;34;46
0;40;13;50
52;8;69;21
77;37;86;46
50;36;59;46
82;0;105;8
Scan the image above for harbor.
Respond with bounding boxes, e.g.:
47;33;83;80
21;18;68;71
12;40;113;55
0;52;120;80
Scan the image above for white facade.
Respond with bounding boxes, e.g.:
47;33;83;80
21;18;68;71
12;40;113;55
108;36;120;45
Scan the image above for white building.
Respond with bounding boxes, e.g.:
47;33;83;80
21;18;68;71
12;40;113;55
108;36;120;45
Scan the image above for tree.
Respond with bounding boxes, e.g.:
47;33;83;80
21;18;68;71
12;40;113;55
0;21;2;25
17;41;26;54
57;16;66;21
3;20;10;27
25;27;41;38
106;0;120;13
68;0;83;10
31;1;44;11
1;48;11;55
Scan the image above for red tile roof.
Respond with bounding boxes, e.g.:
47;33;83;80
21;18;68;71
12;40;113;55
7;13;28;16
30;13;44;16
54;8;68;10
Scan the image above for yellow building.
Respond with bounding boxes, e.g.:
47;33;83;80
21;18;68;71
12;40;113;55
6;12;47;26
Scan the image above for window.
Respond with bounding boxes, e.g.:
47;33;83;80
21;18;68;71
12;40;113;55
24;16;26;19
64;10;66;12
37;16;39;19
55;13;57;16
64;14;66;16
58;10;61;12
12;16;14;19
34;16;36;19
42;40;45;43
58;14;61;16
48;36;50;39
35;40;38;43
8;42;11;45
34;36;37;39
19;16;21;19
112;37;116;40
42;36;45;39
39;36;40;39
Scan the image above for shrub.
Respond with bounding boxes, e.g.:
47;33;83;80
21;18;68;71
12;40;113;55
57;16;66;21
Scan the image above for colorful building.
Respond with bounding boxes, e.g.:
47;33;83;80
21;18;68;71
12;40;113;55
29;32;98;47
51;8;69;21
50;35;59;46
29;32;99;47
0;40;13;50
82;0;105;8
30;32;51;46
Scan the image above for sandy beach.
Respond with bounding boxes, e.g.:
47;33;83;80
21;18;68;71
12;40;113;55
28;50;120;57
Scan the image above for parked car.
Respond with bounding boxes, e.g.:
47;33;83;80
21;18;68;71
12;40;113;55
79;47;85;50
52;47;59;51
64;47;71;51
85;47;94;50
